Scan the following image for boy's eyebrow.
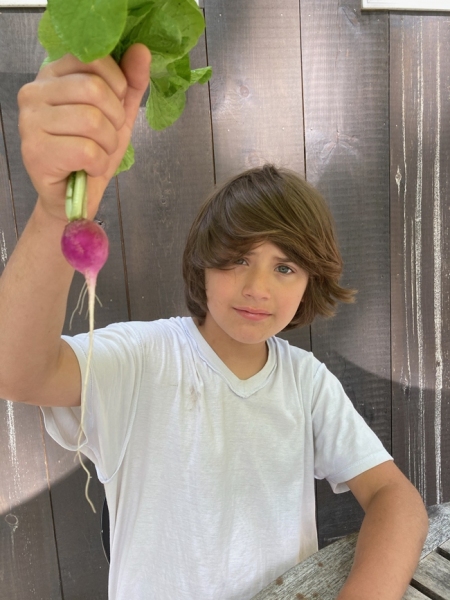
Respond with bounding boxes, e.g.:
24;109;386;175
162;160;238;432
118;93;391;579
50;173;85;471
246;250;296;263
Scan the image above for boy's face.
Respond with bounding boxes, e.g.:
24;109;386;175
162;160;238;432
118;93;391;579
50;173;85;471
200;241;309;348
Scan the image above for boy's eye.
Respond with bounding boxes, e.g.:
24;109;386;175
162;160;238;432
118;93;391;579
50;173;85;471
235;258;247;265
276;265;294;274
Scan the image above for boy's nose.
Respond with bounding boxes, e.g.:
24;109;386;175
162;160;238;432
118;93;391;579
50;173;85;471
242;270;270;299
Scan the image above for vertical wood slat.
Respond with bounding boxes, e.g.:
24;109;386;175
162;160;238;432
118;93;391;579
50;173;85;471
0;105;16;276
300;0;391;546
390;14;450;507
205;0;305;182
0;37;62;595
0;403;63;599
118;29;214;322
0;9;127;598
204;0;310;352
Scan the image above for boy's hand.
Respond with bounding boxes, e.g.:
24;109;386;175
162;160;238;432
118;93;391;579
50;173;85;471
18;43;151;221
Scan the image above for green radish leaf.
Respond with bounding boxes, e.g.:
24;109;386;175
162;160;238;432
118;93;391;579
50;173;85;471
166;53;192;86
47;0;128;63
190;66;212;85
116;0;205;73
115;142;135;175
146;84;186;131
38;9;70;63
38;0;212;173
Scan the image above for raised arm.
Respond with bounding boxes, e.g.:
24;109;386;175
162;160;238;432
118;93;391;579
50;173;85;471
0;44;151;407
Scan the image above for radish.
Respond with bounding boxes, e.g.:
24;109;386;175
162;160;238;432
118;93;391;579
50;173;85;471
62;169;109;513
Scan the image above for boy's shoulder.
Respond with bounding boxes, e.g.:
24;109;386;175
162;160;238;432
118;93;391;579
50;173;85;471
273;333;312;358
272;334;322;376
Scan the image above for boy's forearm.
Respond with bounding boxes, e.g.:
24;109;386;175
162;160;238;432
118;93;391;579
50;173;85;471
0;199;74;401
337;483;428;600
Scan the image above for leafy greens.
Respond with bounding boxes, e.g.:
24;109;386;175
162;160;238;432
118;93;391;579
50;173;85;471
38;0;212;174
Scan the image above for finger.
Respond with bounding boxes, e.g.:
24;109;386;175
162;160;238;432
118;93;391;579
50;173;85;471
38;73;126;131
24;135;110;179
39;53;128;103
119;44;151;131
41;104;119;156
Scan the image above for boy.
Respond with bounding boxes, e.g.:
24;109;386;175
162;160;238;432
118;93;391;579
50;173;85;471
0;44;428;599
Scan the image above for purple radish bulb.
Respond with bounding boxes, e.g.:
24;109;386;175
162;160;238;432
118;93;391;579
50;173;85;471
61;218;109;285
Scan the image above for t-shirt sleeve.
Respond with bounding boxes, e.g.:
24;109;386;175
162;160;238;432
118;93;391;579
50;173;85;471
311;361;393;494
40;322;146;483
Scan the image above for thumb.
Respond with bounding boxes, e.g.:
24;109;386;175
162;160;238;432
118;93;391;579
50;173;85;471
120;43;152;130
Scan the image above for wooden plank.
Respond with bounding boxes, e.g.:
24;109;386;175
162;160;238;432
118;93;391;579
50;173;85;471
0;400;63;599
403;588;432;600
412;552;450;600
250;532;426;600
204;0;309;353
41;435;109;600
421;503;450;558
0;104;17;277
205;0;305;181
118;27;214;321
251;503;450;599
0;26;63;597
299;0;391;546
0;8;127;598
439;540;450;559
390;14;450;507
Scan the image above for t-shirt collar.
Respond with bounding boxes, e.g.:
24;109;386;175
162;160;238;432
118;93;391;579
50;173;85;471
181;317;277;398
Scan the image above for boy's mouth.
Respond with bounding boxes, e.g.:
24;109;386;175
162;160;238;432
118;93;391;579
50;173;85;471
233;307;271;321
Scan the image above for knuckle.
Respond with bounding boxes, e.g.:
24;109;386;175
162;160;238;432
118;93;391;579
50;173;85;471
81;139;101;164
84;76;106;105
79;140;108;175
85;107;103;134
17;82;34;107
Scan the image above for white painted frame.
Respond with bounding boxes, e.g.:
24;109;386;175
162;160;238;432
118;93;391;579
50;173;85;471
0;0;202;5
362;0;450;9
0;0;46;4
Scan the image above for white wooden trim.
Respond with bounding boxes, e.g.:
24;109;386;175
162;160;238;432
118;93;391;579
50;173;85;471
0;1;47;5
362;0;450;9
0;0;202;5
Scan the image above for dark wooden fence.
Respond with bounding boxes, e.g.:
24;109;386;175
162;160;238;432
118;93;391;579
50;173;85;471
1;2;449;598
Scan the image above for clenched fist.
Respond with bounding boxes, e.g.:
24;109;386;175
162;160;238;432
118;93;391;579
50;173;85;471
18;43;151;221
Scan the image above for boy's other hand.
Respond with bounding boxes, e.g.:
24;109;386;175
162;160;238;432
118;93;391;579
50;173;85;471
18;43;151;221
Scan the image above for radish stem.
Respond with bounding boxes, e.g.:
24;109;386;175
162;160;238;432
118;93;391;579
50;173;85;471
66;170;88;221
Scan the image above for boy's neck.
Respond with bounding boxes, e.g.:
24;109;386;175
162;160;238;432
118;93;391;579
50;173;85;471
194;317;269;381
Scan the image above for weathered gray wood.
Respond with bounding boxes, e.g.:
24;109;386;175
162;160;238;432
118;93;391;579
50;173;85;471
390;14;450;507
250;531;425;600
439;539;450;559
0;402;63;599
0;8;125;598
421;503;450;558
41;434;109;600
204;0;309;355
205;0;305;181
0;104;17;278
252;503;450;600
403;587;432;600
0;10;45;234
300;0;391;546
251;533;357;600
117;33;214;322
412;553;450;600
0;13;63;599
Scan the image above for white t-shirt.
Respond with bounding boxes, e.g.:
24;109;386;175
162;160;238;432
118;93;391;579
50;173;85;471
41;317;392;600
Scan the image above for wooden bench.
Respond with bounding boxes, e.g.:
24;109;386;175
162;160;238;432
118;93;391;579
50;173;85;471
252;502;450;600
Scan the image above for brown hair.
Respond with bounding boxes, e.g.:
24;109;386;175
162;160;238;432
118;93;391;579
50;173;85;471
182;164;355;330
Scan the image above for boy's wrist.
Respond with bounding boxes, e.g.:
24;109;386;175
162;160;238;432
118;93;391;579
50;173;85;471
34;196;69;228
